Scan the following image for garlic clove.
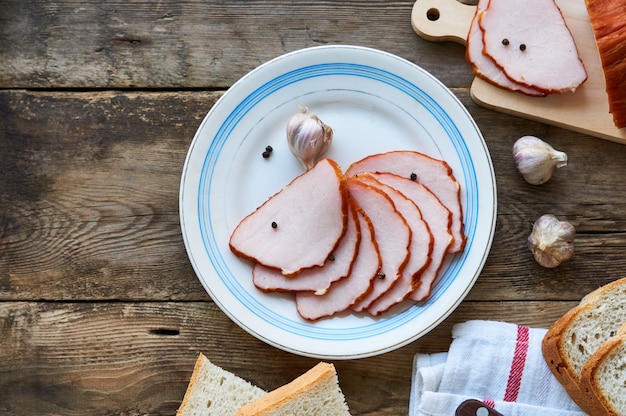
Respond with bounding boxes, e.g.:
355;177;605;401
286;107;333;170
527;214;575;268
512;136;567;185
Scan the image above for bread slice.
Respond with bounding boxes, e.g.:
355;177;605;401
580;323;626;416
177;353;265;416
542;277;626;414
235;362;351;416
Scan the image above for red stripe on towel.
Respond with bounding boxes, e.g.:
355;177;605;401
483;399;496;408
503;325;530;402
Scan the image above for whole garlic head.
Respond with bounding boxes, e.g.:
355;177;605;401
512;136;567;185
286;107;333;170
528;214;575;268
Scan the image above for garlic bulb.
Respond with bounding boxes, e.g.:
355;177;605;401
512;136;567;185
286;107;333;170
527;214;575;268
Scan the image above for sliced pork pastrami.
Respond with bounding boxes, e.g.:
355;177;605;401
346;150;465;253
252;200;360;294
355;174;433;316
371;173;454;302
229;158;348;276
346;178;411;312
296;201;380;321
478;0;587;93
466;0;546;96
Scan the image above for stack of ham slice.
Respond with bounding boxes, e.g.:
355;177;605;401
229;151;464;321
466;0;587;96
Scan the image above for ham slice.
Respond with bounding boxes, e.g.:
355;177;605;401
585;0;626;128
296;202;381;321
252;201;360;295
229;158;348;276
346;151;465;253
478;0;587;94
346;178;411;312
355;174;433;316
371;173;454;302
466;0;546;96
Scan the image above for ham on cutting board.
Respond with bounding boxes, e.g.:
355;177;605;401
411;0;626;143
477;0;587;94
466;0;547;97
585;0;626;129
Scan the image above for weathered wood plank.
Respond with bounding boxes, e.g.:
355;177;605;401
0;0;471;89
1;89;626;303
3;1;625;415
0;90;218;300
463;88;626;300
0;300;579;415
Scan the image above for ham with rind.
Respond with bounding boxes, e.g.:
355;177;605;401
585;0;626;128
252;201;360;295
229;158;348;276
478;0;587;94
346;150;465;253
466;0;546;97
346;178;411;312
355;174;433;316
371;173;454;302
296;201;381;321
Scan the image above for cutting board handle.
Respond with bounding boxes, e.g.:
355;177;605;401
411;0;476;45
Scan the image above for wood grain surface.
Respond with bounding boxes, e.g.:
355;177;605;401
2;1;626;415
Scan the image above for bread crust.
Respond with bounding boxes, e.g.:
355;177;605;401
176;353;208;415
236;362;348;416
542;304;597;414
177;353;265;416
580;277;626;305
542;277;626;415
580;335;623;416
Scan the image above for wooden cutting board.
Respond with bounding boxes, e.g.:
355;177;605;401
411;0;626;144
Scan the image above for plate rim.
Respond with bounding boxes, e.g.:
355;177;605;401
179;45;497;359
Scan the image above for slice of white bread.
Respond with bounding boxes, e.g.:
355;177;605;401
177;353;266;416
235;362;351;416
542;277;626;415
580;322;626;416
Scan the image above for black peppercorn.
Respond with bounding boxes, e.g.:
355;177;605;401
410;172;417;181
262;145;273;158
271;221;278;229
502;38;510;46
520;43;527;51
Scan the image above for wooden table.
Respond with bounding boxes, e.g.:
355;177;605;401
2;1;626;414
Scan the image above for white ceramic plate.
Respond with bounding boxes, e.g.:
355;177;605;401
180;45;496;359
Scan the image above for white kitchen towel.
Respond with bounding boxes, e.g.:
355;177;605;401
409;320;586;416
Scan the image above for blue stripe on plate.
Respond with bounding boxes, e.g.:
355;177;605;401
198;62;478;340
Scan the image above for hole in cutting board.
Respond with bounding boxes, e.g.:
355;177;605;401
426;8;440;21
